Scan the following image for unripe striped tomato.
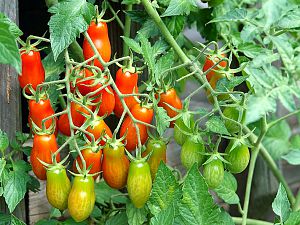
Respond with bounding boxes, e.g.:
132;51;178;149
68;176;95;222
46;166;71;210
127;161;152;208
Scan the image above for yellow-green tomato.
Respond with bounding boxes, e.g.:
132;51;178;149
225;141;250;174
203;159;224;189
223;107;244;134
127;161;152;208
68;176;95;222
46;166;71;211
181;136;206;170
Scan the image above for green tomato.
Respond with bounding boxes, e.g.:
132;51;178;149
127;161;152;208
46;166;71;211
225;141;250;174
181;136;206;170
223;107;244;134
142;138;167;180
203;159;224;189
174;116;194;146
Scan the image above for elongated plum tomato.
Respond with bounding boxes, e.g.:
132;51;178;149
73;147;102;179
102;142;129;189
203;158;224;189
223;107;245;134
114;68;139;118
46;166;71;210
70;101;92;128
83;21;111;70
225;140;250;174
85;116;113;145
58;114;71;136
68;176;95;222
18;49;45;92
157;88;182;128
203;53;227;82
30;134;60;180
142;139;167;180
29;98;55;130
73;69;115;117
127;161;152;208
119;104;154;151
180;136;206;170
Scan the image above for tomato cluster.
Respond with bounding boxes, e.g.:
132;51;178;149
17;15;184;221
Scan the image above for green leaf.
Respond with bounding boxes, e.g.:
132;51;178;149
3;171;30;212
0;159;6;178
10;215;26;225
290;135;300;149
158;0;171;7
138;33;156;73
154;106;170;136
263;120;291;160
43;51;65;109
153;51;174;86
270;35;295;74
262;0;288;30
277;7;300;29
209;8;248;23
0;20;21;73
272;183;291;223
162;0;198;17
13;160;31;173
48;0;94;60
219;209;235;225
122;0;140;4
106;212;128;225
126;202;147;225
206;116;230;135
282;150;300;165
214;172;239;205
164;16;185;38
188;9;217;41
285;211;300;225
0;212;11;225
121;37;142;54
240;24;260;43
35;219;59;225
215;76;248;92
148;162;181;215
27;175;41;193
237;43;267;58
0;130;9;152
94;181;127;206
0;13;23;37
175;165;222;225
150;206;175;225
125;10;148;24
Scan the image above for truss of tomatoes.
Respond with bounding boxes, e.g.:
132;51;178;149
18;17;250;223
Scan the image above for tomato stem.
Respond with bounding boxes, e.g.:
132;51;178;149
122;4;132;57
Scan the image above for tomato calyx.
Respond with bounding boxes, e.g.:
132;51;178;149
31;117;56;135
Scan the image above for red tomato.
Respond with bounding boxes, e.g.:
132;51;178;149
73;147;102;180
30;134;60;180
119;104;153;151
203;53;227;82
29;98;55;130
58;114;71;136
83;21;111;70
71;101;92;128
157;88;182;127
18;49;45;92
85;116;112;145
114;68;139;118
